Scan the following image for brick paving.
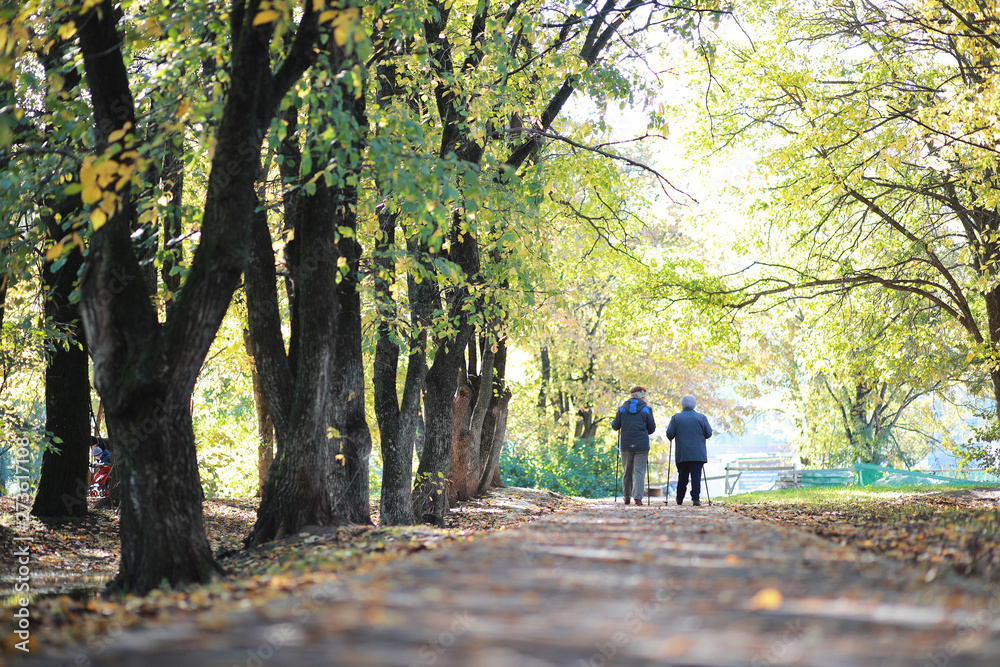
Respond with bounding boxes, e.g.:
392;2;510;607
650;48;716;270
17;501;1000;666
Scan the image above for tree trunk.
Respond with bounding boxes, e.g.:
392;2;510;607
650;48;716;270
33;213;90;518
370;33;433;524
372;206;408;524
450;342;496;502
277;103;302;372
373;226;432;524
476;341;508;495
77;0;319;591
330;229;372;524
415;360;463;526
109;394;220;591
464;345;495;492
576;409;601;441
247;177;347;545
478;387;512;494
326;41;372;524
447;370;474;506
243;329;274;497
76;5;220;591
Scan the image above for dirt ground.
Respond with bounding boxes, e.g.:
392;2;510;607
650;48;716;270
4;486;1000;662
0;486;580;654
8;494;1000;666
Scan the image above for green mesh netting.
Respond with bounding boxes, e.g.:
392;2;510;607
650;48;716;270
853;463;999;487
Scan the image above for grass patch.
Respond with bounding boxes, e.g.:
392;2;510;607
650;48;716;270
722;485;1000;581
720;484;942;507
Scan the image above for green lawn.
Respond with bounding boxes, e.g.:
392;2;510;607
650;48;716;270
721;485;1000;581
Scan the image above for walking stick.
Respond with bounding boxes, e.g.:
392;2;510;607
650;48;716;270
702;465;712;506
665;440;672;505
645;451;649;505
614;430;620;503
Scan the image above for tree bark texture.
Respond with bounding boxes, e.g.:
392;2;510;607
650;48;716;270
448;342;496;503
372;208;412;525
326;40;373;525
476;340;509;494
477;387;512;494
247;177;348;545
33;211;90;518
249;36;373;539
370;34;431;525
447;371;474;506
243;329;274;497
77;0;318;591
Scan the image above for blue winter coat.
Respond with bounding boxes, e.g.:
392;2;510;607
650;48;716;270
611;398;655;452
666;407;712;463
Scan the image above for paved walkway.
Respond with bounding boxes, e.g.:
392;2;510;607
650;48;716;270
20;501;1000;666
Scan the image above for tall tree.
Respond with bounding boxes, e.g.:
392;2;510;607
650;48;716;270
32;203;90;518
407;0;727;524
68;0;318;592
246;6;371;543
685;0;1000;442
4;26;96;518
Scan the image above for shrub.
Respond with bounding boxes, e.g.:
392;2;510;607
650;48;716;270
501;436;618;498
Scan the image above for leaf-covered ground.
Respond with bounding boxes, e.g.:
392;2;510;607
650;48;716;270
6;486;1000;658
0;487;579;654
724;486;1000;582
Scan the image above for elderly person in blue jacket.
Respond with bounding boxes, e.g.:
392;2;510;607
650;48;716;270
666;394;712;506
611;386;656;506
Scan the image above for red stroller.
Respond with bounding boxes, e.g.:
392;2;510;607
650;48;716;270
89;464;111;498
89;437;112;498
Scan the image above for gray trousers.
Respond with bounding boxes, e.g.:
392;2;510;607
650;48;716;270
621;450;648;500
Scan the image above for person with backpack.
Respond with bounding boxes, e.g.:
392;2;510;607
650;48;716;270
666;394;713;506
611;386;656;506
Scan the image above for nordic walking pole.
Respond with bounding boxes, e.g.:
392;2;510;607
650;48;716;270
614;431;620;503
702;465;712;506
645;451;649;505
665;440;672;505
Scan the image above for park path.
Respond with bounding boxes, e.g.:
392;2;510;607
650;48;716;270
18;501;1000;666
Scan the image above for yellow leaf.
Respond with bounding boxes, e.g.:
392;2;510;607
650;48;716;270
100;192;119;215
331;8;359;46
108;125;129;143
749;587;783;611
312;0;325;11
90;208;107;230
253;9;281;26
95;159;119;187
57;22;76;41
115;164;135;190
319;9;338;24
46;242;64;261
81;183;102;205
138;208;158;225
80;161;97;187
71;232;85;252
